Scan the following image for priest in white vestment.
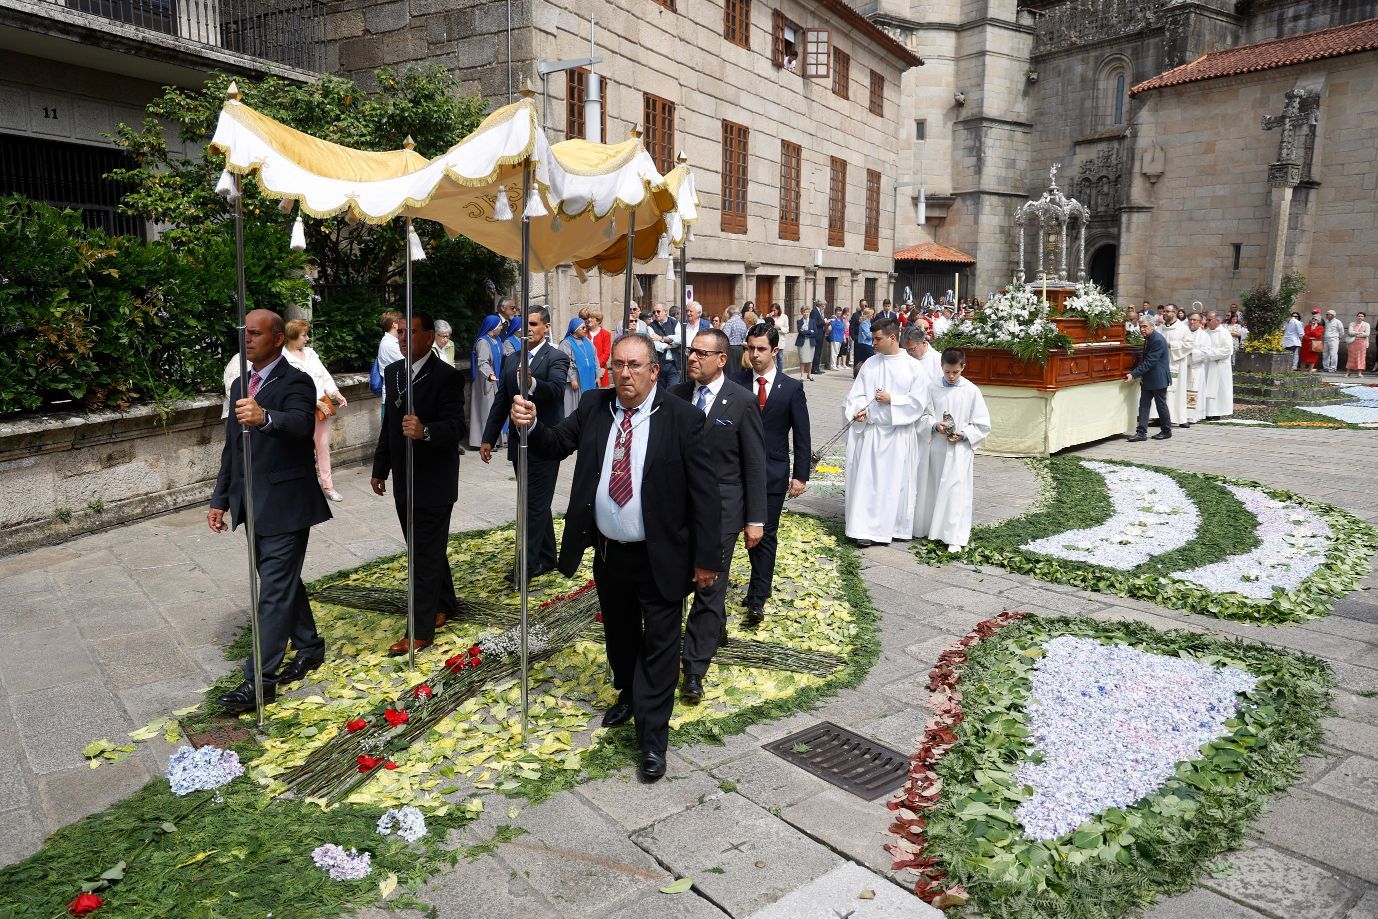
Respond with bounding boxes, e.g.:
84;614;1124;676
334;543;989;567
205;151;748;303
1157;311;1194;428
1184;313;1210;423
902;325;943;385
915;350;992;551
1200;313;1235;420
843;318;927;545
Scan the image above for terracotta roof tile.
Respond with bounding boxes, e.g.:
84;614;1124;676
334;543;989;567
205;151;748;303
894;242;976;263
1131;17;1378;96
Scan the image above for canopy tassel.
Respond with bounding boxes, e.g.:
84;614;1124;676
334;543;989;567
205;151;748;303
289;215;306;251
407;225;427;262
277;197;295;214
493;185;513;221
215;169;238;201
524;185;549;219
657;234;670;260
665;211;682;243
665;257;675;281
550;210;563;233
687;225;695;243
604;213;617;241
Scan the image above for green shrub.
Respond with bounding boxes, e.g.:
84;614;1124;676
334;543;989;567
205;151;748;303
1241;271;1306;346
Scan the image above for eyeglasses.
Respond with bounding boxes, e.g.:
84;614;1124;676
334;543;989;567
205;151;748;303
611;360;652;373
686;347;725;358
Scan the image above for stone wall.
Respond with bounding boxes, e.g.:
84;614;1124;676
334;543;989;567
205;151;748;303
1117;54;1378;314
0;376;380;556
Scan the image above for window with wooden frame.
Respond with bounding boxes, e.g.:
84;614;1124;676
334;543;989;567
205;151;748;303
827;156;846;246
868;70;884;116
652;0;675;11
831;47;850;98
643;93;675;174
804;28;830;78
565;68;608;141
725;0;750;48
772;10;800;70
864;169;880;252
721;120;750;235
778;140;801;241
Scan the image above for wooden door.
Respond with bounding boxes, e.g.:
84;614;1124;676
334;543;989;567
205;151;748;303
686;273;734;319
755;275;775;312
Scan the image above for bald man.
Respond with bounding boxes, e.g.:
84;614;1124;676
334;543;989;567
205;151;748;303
209;309;332;711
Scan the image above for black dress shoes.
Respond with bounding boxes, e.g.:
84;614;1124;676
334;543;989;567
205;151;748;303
602;702;633;727
745;606;765;628
638;750;667;783
1151;432;1172;440
277;654;324;685
681;674;704;704
1125;434;1148;442
217;680;276;711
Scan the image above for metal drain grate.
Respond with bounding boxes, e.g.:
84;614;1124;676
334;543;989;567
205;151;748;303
763;721;909;800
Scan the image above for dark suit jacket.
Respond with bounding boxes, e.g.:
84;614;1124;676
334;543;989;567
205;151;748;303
671;378;767;534
527;386;722;601
809;306;827;344
481;342;570;462
1132;330;1172;391
372;355;465;504
211;357;331;536
731;369;811;494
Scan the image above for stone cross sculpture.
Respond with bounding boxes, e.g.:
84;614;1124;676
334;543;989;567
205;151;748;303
1262;88;1320;188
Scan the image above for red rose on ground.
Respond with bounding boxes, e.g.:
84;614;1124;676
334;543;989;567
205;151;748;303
357;755;384;772
69;893;103;915
413;685;433;701
444;654;465;672
345;718;367;733
595;612;603;623
468;645;480;658
384;708;409;727
384;761;398;770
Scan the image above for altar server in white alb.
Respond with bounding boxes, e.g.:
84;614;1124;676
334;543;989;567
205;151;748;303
1184;312;1210;424
914;349;991;552
842;317;927;546
1199;311;1235;420
1156;308;1194;429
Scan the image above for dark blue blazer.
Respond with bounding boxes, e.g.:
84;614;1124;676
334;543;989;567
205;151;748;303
730;369;811;494
1132;330;1172;391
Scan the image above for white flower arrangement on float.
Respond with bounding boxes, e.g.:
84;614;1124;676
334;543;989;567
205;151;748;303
1061;280;1123;330
935;277;1073;365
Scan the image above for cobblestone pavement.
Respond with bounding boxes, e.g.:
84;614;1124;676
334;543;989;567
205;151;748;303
2;368;1376;918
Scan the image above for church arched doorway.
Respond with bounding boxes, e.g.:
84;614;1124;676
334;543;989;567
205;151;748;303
1089;244;1117;293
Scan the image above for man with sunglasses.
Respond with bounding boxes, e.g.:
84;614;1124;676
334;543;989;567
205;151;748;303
671;328;766;704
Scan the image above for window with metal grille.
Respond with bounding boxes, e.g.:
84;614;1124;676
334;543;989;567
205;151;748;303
824;276;837;310
864;169;880;252
0;133;144;238
827;156;846;247
869;70;884;116
643;93;675;174
864;277;877;306
566;68;608;141
804;28;830;79
772;9;800;71
831;47;850;99
784;275;798;318
778;140;801;242
725;0;750;48
636;273;656;311
721;120;749;235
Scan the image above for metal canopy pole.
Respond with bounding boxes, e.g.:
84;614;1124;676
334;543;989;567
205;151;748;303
516;161;533;744
677;152;689;367
404;215;417;672
623;211;637;333
231;170;265;731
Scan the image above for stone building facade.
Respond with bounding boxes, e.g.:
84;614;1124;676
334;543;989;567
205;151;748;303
328;0;921;327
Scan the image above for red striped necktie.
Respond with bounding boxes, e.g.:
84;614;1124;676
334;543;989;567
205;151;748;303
249;371;262;398
608;407;637;507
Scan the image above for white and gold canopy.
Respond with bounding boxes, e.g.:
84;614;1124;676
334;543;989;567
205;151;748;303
209;96;697;273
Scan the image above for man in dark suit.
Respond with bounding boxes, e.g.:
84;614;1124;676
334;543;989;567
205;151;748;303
1125;315;1172;442
209;310;332;710
510;333;720;782
481;307;570;585
731;322;811;626
671;328;766;703
850;300;867;379
370;311;466;655
808;299;829;375
876;299;898;323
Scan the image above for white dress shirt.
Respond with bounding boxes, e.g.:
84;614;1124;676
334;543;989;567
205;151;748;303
595;386;658;543
753;364;778;405
690;373;726;414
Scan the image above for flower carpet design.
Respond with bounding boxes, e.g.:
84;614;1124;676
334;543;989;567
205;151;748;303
0;513;877;919
1299;384;1378;426
887;614;1332;918
915;457;1378;623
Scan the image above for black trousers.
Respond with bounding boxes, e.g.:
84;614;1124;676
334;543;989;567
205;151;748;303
246;529;322;682
1136;387;1171;436
593;536;683;755
745;491;787;611
511;457;559;575
683;526;740;678
728;344;744;375
394;497;458;642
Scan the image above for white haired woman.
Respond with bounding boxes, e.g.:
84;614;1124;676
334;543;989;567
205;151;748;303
433;319;456;365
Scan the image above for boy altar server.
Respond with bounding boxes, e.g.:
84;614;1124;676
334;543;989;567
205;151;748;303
843;318;927;546
915;348;991;552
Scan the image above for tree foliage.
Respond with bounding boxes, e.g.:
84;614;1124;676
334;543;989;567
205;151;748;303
1240;271;1307;347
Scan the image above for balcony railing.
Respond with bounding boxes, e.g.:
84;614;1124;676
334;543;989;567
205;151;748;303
1031;0;1162;56
61;0;325;72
